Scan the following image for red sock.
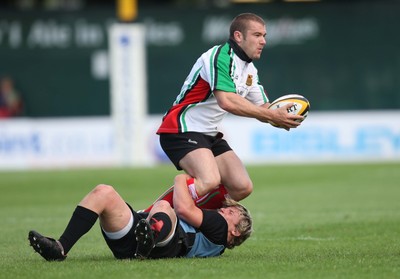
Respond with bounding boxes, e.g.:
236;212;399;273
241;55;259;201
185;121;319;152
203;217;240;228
142;186;174;213
195;184;228;210
186;178;199;199
143;180;228;212
143;178;197;212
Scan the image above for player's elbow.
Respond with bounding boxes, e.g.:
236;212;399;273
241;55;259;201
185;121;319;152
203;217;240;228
215;91;236;112
218;98;235;112
173;203;186;217
174;203;192;220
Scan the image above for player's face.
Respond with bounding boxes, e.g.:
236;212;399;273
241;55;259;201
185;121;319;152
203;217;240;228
219;206;241;234
238;21;266;60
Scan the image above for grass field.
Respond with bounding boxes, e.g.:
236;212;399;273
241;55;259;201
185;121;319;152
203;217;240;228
1;163;399;279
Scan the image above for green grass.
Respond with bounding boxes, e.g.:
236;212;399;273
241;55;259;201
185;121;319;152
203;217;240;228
1;163;399;279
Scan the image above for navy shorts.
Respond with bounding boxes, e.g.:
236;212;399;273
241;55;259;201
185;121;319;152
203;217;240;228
159;132;232;170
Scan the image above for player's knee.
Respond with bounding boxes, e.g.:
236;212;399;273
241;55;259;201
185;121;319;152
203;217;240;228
242;180;253;197
153;200;172;211
230;179;253;201
92;184;116;200
152;200;175;217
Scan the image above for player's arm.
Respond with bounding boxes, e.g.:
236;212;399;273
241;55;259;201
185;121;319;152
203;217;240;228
214;90;302;129
173;174;203;228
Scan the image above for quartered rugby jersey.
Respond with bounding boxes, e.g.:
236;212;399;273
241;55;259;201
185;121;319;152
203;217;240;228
179;209;228;258
157;39;269;135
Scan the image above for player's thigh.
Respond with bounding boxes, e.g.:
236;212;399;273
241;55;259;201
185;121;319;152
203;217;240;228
179;148;220;183
215;150;253;194
96;187;133;233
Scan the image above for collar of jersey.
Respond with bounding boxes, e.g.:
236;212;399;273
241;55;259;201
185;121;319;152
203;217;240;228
228;39;252;63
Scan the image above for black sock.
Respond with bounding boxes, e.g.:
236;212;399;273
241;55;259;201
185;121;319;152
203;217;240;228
58;206;99;254
149;212;172;244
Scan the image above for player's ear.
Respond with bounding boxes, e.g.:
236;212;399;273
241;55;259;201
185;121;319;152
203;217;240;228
234;31;243;43
232;228;241;237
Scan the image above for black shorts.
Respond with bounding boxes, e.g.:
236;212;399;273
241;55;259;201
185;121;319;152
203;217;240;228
147;220;189;259
159;132;232;170
101;205;144;260
102;204;188;259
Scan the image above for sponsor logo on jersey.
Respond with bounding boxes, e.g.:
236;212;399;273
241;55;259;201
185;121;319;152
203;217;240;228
246;74;253;86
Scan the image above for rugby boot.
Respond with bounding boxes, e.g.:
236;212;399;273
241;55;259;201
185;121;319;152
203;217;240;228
28;230;66;261
134;219;155;259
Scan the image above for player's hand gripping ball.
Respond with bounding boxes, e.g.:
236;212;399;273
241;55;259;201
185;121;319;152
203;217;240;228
268;94;310;127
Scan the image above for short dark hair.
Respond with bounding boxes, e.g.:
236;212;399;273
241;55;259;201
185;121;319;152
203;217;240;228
229;13;265;39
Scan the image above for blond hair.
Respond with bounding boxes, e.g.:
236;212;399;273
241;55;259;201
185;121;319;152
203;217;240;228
222;198;253;249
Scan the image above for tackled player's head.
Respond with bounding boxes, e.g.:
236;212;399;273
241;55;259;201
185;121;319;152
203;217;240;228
222;198;253;249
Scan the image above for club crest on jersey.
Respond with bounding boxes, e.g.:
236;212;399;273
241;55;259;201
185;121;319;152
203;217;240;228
246;74;253;86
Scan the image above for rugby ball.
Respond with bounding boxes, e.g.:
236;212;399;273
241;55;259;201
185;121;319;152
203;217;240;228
268;94;310;127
